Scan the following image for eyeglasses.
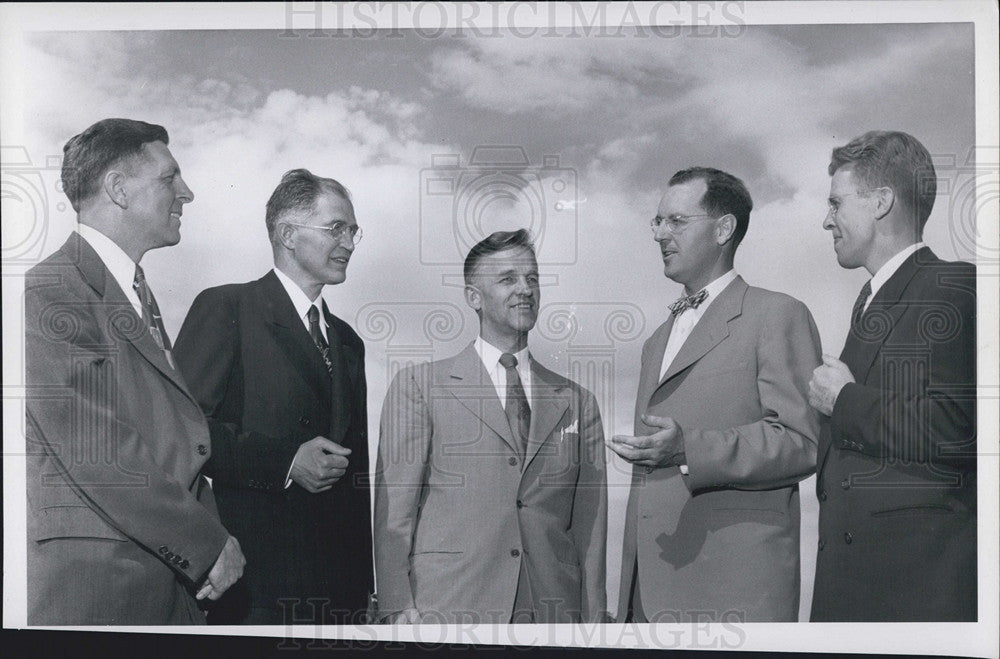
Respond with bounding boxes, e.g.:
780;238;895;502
650;213;716;234
285;221;363;245
826;192;861;219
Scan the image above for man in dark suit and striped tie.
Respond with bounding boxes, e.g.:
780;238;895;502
174;169;373;624
809;130;977;621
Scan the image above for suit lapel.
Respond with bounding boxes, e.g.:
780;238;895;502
323;302;355;444
259;271;331;405
657;277;746;387
840;248;929;383
524;362;570;471
444;343;521;456
71;233;198;404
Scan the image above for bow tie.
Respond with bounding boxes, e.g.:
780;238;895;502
669;289;708;315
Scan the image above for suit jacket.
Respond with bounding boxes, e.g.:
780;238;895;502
617;277;821;622
24;232;229;625
811;247;976;622
374;342;607;624
173;270;373;624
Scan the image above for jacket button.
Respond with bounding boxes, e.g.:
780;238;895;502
299;416;311;427
818;539;825;551
180;559;189;570
159;545;169;555
844;532;853;544
510;549;520;557
196;444;208;455
840;478;850;490
516;500;524;509
508;457;518;466
818;491;827;501
172;555;182;565
165;551;175;560
645;466;654;474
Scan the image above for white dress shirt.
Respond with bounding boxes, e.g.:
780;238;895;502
864;242;925;312
658;269;739;474
76;225;142;317
474;337;532;410
273;267;328;336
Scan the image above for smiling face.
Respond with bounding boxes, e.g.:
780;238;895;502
823;167;877;270
466;246;540;347
285;192;358;291
653;177;727;292
124;141;194;251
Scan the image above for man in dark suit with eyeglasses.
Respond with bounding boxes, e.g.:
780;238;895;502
175;168;373;625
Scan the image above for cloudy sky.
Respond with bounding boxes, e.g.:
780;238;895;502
3;3;995;635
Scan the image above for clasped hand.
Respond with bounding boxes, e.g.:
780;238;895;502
808;354;855;416
607;414;686;469
290;436;351;493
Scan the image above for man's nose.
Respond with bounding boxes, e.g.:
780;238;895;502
176;176;194;203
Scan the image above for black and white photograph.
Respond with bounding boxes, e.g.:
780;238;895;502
2;1;997;656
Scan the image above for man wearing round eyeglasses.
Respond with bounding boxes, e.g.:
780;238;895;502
609;167;822;622
173;168;373;625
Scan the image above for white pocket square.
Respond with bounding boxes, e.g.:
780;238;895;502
559;420;579;440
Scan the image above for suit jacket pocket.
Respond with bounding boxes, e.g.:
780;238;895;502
695;360;752;378
870;504;955;518
34;504;128;542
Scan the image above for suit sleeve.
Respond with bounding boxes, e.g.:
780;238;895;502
685;297;822;491
25;281;228;583
572;390;608;622
830;268;976;468
373;366;432;619
174;288;299;489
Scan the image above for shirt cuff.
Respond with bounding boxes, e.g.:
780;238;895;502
679;464;689;475
285;455;296;489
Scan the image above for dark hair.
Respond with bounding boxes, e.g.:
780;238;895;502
61;118;169;212
668;167;753;249
265;168;353;239
463;229;536;284
829;130;936;229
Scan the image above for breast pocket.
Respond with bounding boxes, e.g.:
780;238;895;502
34;504;128;543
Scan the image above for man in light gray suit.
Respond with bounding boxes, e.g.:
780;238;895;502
374;229;607;624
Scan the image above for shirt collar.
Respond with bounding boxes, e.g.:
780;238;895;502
474;336;530;373
870;242;924;300
76;225;141;313
273;267;325;324
680;269;738;315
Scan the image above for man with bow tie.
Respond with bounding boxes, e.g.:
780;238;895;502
374;229;607;624
808;131;976;621
174;169;373;624
608;167;822;622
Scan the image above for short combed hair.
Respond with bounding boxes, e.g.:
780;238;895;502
265;168;353;239
668;167;753;248
829;130;937;229
61;118;169;212
463;229;536;284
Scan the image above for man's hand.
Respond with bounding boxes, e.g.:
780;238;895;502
384;607;421;624
809;354;855;416
290;436;351;493
196;535;246;601
607;414;686;469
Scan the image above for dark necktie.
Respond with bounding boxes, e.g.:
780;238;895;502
851;280;873;329
307;304;333;376
669;289;708;316
132;264;176;369
499;352;530;458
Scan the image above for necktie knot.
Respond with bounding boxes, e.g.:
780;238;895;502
499;352;518;370
669;289;708;316
308;304;333;375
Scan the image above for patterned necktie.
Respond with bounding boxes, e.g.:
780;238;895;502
132;264;176;369
669;289;708;316
499;352;530;458
851;280;873;329
307;304;333;377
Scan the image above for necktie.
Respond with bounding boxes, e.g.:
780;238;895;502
132;265;176;369
499;352;530;458
851;280;873;328
669;289;708;316
307;304;333;376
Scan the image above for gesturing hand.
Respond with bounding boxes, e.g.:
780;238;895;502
607;414;686;469
809;354;855;416
196;535;246;601
290;436;351;493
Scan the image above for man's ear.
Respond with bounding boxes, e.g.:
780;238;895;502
275;222;297;250
715;214;737;245
464;284;482;312
873;186;895;220
103;170;128;209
